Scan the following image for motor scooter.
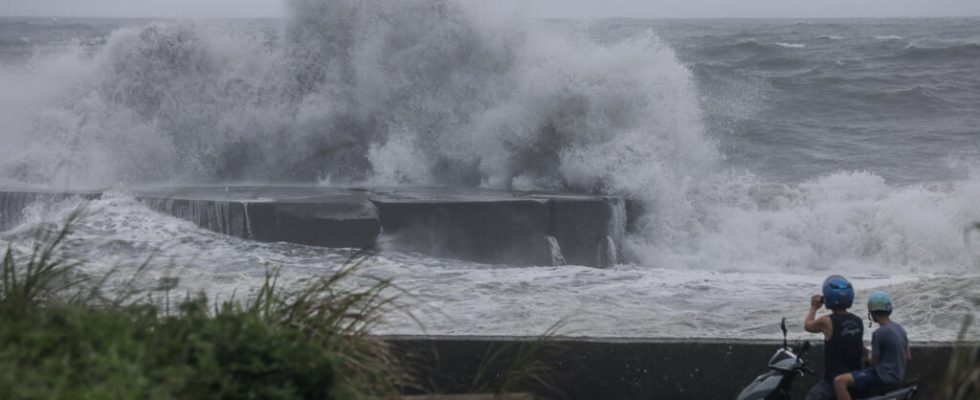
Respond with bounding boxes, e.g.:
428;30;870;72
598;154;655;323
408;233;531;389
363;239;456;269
736;318;917;400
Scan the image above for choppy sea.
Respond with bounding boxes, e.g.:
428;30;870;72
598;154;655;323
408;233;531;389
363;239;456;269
1;8;978;340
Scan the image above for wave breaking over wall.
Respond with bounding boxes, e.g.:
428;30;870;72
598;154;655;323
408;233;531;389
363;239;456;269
1;0;714;190
1;3;980;277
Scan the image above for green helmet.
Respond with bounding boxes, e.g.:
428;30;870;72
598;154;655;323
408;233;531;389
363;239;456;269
867;291;893;313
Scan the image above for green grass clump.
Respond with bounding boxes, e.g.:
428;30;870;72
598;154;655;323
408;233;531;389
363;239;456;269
468;322;566;397
0;298;338;400
0;210;406;399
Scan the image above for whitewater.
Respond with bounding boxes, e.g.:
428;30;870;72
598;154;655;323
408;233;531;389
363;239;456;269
0;3;978;340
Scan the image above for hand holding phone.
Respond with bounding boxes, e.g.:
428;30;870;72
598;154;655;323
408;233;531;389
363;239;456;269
810;294;824;309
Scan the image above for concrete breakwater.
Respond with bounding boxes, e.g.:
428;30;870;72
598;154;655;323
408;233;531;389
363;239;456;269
387;336;960;400
0;185;628;268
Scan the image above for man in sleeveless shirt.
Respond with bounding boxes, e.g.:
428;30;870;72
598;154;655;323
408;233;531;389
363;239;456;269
803;275;864;400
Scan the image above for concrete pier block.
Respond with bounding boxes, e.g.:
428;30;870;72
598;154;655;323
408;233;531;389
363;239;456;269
550;197;623;267
372;197;552;265
0;185;628;267
244;200;380;248
369;188;624;266
135;186;380;249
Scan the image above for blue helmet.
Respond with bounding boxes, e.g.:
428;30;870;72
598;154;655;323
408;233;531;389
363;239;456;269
822;275;855;309
867;291;893;314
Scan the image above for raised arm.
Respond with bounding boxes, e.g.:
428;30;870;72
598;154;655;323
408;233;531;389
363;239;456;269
804;294;832;339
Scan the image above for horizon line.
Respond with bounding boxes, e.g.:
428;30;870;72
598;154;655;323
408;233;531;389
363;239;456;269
2;14;980;20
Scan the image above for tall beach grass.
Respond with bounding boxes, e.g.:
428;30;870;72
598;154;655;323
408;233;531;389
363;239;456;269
0;208;409;399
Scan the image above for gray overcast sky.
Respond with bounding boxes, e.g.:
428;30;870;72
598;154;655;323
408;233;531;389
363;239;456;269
1;0;979;19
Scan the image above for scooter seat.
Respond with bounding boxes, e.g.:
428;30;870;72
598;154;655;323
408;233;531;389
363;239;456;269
853;381;915;399
854;384;900;398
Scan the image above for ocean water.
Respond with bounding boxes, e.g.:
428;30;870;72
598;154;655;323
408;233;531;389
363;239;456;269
0;3;978;340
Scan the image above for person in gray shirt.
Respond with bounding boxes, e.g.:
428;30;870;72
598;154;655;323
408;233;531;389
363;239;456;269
832;291;911;400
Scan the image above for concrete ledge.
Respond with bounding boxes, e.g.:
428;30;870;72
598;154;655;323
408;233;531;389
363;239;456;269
374;198;553;266
386;336;963;400
0;185;626;267
138;189;381;248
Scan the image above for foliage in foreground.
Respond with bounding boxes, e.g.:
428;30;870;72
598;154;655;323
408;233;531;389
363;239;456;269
468;322;566;397
0;211;406;400
0;298;338;399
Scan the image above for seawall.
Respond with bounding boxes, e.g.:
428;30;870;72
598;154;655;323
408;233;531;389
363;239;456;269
387;336;962;400
0;185;627;268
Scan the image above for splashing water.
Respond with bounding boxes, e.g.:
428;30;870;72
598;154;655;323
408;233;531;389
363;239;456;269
0;0;724;267
1;5;979;339
601;236;619;268
1;2;979;277
547;236;567;266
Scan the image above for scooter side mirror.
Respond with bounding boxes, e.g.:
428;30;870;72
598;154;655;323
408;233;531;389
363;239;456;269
780;317;788;349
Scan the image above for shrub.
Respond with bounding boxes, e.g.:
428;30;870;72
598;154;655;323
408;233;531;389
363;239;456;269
0;210;404;399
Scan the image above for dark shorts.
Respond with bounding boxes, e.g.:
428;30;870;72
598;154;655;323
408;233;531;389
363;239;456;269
851;368;884;392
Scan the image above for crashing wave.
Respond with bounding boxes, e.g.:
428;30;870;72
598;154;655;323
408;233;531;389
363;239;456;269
2;5;980;277
774;42;805;48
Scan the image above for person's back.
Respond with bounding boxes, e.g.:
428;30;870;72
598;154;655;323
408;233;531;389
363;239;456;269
804;275;864;400
824;312;865;381
833;291;911;400
871;315;909;385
